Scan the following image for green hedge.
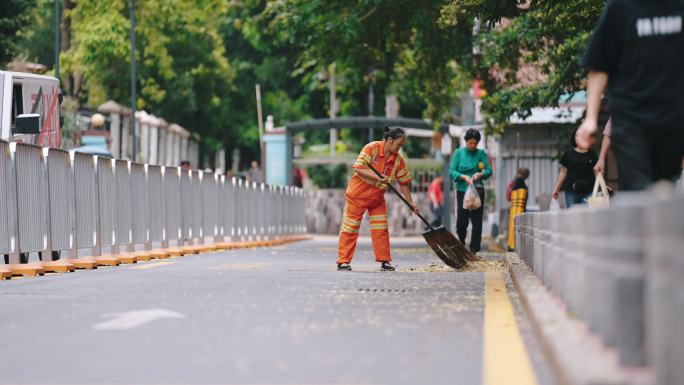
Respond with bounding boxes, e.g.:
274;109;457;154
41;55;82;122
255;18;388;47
306;164;349;189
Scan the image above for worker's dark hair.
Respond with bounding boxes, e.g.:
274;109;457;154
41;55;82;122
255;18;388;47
464;128;481;142
517;167;530;179
383;125;405;140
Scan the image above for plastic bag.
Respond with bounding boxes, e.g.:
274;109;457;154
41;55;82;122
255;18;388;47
463;182;482;210
588;172;610;208
549;198;561;212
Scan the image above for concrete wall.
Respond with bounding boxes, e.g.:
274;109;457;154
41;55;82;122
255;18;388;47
514;190;684;384
306;189;453;236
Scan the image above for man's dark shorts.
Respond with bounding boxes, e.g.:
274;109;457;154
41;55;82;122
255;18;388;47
610;119;684;191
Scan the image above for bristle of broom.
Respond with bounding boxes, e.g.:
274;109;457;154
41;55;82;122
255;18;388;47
422;227;474;269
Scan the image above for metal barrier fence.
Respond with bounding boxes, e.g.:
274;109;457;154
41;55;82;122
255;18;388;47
0;140;307;262
0;142;15;254
514;192;684;385
47;148;74;253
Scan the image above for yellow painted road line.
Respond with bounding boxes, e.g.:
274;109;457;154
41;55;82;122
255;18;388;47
130;262;174;270
483;272;538;385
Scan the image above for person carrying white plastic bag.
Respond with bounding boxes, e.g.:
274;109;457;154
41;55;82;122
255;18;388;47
449;128;492;254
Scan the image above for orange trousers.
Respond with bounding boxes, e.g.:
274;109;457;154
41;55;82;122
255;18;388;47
337;197;391;264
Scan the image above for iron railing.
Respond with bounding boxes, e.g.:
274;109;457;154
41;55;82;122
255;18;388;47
0;140;307;264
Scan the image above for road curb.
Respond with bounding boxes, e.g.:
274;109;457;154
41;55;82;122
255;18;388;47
1;237;313;280
505;252;648;385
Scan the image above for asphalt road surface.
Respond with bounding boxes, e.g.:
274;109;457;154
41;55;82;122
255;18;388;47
0;236;555;385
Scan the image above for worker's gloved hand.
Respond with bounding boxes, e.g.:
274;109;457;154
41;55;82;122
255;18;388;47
377;175;389;188
410;202;420;213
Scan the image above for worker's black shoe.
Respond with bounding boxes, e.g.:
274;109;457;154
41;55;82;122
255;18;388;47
380;262;395;271
337;263;352;271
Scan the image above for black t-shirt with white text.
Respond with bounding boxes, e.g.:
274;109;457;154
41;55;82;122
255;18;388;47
560;148;598;194
582;0;684;129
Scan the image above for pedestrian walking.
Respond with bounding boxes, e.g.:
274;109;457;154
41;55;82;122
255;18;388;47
336;126;417;272
449;129;492;254
427;175;444;228
552;127;598;208
577;0;684;191
507;168;529;251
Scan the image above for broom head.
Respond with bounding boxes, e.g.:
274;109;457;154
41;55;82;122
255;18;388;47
422;226;479;269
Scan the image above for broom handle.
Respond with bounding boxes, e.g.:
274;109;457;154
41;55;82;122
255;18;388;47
366;163;435;230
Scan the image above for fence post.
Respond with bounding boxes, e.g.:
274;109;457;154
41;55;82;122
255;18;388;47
218;175;225;242
230;177;236;240
236;178;243;240
94;158;116;254
91;155;102;256
41;148;55;260
0;141;17;261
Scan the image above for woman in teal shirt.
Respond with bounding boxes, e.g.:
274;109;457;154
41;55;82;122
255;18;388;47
449;129;492;253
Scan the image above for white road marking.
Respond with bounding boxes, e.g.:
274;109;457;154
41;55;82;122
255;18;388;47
93;309;185;331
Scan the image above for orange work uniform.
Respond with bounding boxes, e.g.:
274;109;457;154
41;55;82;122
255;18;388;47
337;141;412;264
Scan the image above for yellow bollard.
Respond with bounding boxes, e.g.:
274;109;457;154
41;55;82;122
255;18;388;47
507;188;528;251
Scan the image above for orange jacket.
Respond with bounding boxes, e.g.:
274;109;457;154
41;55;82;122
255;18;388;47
345;141;412;202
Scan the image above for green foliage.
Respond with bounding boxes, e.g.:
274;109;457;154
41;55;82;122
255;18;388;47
60;0;236;159
16;0;56;68
402;137;433;159
0;0;35;66
440;0;606;133
9;0;607;164
265;0;473;123
306;163;348;189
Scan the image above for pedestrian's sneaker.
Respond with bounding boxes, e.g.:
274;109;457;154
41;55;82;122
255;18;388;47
380;262;395;271
337;263;352;271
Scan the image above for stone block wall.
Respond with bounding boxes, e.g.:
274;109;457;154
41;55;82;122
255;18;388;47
305;189;453;235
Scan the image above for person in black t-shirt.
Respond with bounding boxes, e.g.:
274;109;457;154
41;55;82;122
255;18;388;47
577;0;684;191
553;128;598;208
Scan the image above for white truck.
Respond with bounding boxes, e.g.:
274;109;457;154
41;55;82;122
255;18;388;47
0;70;61;148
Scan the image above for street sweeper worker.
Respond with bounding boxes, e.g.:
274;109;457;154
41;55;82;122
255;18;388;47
336;126;418;272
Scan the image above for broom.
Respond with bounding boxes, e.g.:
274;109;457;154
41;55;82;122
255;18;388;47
366;163;478;269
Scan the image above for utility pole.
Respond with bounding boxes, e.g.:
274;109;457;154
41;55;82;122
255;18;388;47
54;0;60;83
329;63;337;158
368;83;374;142
255;84;265;181
129;0;137;161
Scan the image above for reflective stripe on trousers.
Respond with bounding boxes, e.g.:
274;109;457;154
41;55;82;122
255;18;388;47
337;199;390;264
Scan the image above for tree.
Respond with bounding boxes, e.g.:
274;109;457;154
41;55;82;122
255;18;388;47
15;0;56;69
218;0;318;166
439;0;606;133
59;0;236;163
0;0;35;67
264;0;473;124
